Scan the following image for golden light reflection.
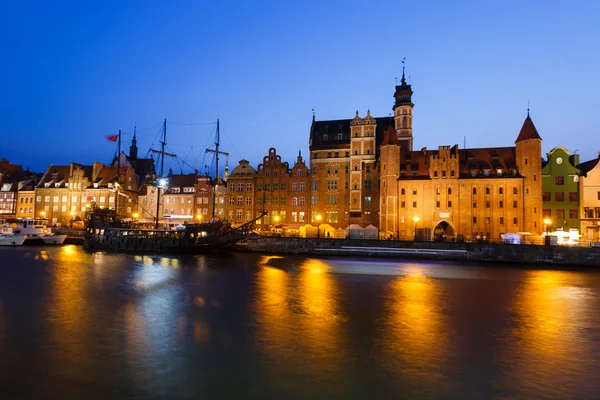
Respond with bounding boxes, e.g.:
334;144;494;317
498;270;593;397
255;257;345;379
379;268;451;388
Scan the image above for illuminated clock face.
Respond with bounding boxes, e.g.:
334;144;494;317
556;157;563;164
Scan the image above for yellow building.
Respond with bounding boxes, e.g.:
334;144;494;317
578;155;600;243
35;162;139;226
379;114;543;241
226;159;257;227
311;71;543;241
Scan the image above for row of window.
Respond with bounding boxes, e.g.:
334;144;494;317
543;209;579;219
542;192;578;201
400;200;519;209
36;195;114;204
259;170;305;178
255;182;307;192
256;196;306;206
19;197;34;203
471;217;518;225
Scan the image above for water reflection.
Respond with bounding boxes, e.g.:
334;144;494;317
378;265;454;394
498;270;600;398
254;256;346;393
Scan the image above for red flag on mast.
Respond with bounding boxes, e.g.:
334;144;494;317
106;134;119;142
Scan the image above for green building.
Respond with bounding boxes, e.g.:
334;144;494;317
541;147;581;235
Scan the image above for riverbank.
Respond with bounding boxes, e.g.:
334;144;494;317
235;236;600;267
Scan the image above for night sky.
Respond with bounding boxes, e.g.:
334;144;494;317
2;0;599;174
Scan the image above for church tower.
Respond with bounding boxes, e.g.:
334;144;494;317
393;67;414;151
129;128;138;160
379;126;401;238
515;112;543;235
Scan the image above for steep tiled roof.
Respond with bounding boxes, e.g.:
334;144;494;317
381;126;399;146
310;116;394;147
397;146;520;179
577;157;600;176
515;115;542;143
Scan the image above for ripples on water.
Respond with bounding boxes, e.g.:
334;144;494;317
1;246;600;399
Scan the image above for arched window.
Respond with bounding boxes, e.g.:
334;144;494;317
499;187;503;195
486;187;490;195
448;187;452;195
513;187;518;195
473;187;477;195
401;188;405;195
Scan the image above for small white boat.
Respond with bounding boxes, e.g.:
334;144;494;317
0;221;28;246
12;218;68;245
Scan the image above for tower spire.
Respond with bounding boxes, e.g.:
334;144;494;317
401;57;406;85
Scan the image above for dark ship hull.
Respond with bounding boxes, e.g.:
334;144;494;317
83;227;245;254
84;208;252;254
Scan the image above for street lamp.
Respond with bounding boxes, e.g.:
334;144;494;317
543;218;551;235
133;213;139;219
413;216;420;241
274;215;280;237
40;210;46;218
316;214;322;238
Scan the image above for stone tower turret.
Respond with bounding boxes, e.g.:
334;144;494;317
379;125;401;237
515;112;543;235
393;67;414;151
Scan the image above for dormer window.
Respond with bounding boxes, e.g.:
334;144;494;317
470;170;477;177
108;183;113;188
93;183;99;188
323;134;328;140
483;169;490;176
55;183;60;187
497;169;503;176
45;183;50;188
337;133;342;140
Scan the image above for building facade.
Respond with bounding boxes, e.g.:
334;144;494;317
253;148;310;233
311;73;543;240
577;154;600;243
541;147;581;234
226;159;257;227
35;162;138;226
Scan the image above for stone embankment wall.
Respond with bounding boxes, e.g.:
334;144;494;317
236;237;600;267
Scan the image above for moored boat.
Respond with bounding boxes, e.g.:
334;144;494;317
12;218;67;245
0;220;28;246
83;207;251;253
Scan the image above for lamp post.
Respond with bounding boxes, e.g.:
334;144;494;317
413;216;420;241
40;210;46;218
316;214;322;239
543;218;551;235
274;215;279;236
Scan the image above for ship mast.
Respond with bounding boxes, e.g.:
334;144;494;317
149;119;175;229
116;129;121;218
205;119;229;220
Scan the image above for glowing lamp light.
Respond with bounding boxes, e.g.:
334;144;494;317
196;214;202;220
413;216;420;223
69;211;75;216
158;178;168;188
133;213;139;219
316;214;322;222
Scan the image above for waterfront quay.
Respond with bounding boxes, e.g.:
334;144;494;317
238;236;600;267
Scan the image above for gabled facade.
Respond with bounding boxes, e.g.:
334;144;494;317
35;162;138;226
227;159;257;227
253;148;310;231
541;147;581;234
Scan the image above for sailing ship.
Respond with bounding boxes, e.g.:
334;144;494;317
83;119;258;253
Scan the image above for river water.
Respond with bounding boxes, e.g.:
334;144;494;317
1;246;600;399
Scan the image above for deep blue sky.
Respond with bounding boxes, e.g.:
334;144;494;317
2;0;599;174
